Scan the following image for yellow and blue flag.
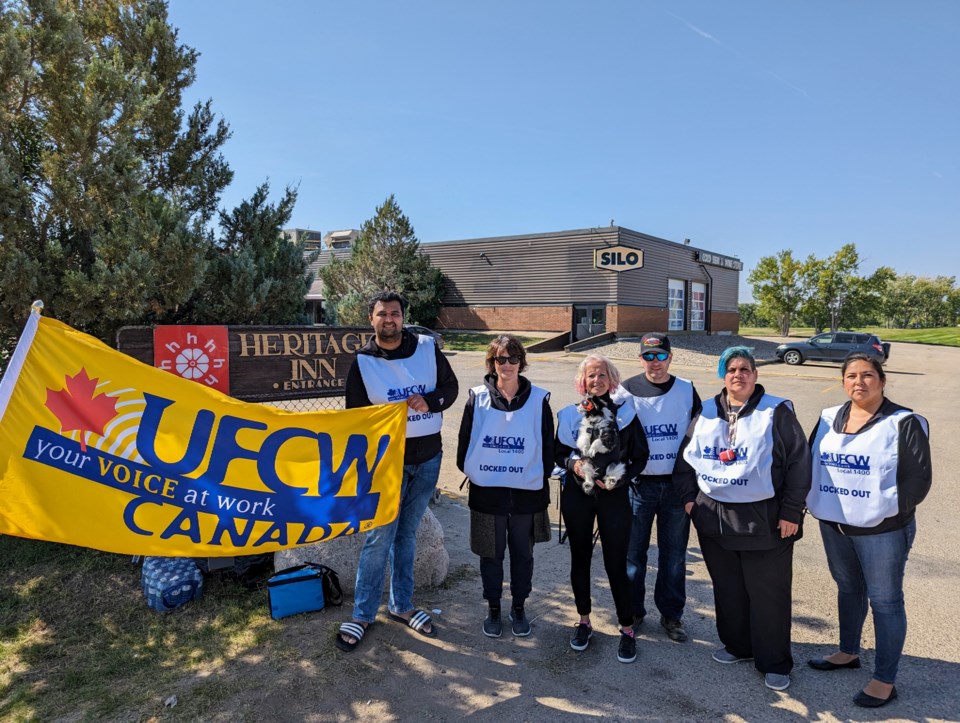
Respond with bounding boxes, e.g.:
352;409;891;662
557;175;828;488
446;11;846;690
0;310;406;556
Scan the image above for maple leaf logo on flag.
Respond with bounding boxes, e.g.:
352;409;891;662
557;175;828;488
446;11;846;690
44;368;119;452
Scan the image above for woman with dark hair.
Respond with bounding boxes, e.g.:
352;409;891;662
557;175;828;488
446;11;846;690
675;346;810;691
555;354;648;664
806;353;932;708
457;335;554;638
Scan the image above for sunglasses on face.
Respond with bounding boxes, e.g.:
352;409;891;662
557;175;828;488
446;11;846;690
642;352;669;362
494;355;521;366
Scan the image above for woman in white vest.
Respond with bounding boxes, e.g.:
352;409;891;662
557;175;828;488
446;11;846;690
457;335;554;639
806;353;932;709
675;346;810;692
555;354;649;665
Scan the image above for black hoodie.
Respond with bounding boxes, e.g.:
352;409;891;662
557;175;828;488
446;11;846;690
345;329;459;466
675;384;812;551
456;374;554;515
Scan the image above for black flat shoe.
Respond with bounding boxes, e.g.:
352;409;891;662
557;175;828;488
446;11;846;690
853;686;898;708
807;656;861;671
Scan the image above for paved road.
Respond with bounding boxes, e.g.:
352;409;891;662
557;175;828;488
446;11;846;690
424;341;958;721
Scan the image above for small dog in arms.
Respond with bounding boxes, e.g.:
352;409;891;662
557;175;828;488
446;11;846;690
575;397;626;493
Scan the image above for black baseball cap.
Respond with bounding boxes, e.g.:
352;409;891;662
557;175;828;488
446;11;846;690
640;333;671;354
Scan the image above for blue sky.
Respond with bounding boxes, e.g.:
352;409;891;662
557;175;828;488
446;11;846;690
167;1;959;301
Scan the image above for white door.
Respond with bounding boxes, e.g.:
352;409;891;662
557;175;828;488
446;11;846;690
690;282;706;331
668;279;685;331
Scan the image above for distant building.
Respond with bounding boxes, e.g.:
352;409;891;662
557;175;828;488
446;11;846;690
296;229;360;324
427;226;741;340
323;229;359;250
281;228;323;252
300;225;741;340
282;228;358;324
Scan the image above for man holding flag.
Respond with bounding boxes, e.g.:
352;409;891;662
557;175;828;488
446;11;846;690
336;291;459;652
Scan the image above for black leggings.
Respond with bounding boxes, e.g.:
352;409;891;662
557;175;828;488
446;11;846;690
561;479;633;627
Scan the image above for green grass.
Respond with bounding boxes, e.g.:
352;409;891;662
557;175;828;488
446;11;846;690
739;326;960;347
738;326;813;338
441;332;547;352
0;535;320;721
860;327;960;346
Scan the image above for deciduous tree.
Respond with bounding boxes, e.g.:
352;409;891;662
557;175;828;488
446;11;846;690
882;274;958;328
800;246;891;331
747;250;804;336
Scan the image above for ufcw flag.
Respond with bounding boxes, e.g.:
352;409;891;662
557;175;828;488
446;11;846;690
0;311;406;556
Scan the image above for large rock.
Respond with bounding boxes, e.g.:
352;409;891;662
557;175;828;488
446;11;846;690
274;506;449;595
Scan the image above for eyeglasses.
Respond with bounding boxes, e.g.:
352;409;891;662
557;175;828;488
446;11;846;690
494;355;521;365
641;352;669;362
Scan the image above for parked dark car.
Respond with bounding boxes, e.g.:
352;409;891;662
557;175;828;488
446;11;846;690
405;324;444;350
775;332;890;366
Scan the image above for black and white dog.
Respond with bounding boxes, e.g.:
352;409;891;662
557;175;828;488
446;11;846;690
575;396;626;494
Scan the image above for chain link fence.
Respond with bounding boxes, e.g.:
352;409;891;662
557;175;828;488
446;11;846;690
257;395;344;412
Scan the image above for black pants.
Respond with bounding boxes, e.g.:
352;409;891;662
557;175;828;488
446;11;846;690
699;535;795;675
480;513;534;607
561;479;633;627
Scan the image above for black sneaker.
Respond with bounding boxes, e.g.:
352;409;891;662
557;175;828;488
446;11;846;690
483;608;502;638
510;607;531;637
617;631;637;663
570;623;593;651
660;615;688;642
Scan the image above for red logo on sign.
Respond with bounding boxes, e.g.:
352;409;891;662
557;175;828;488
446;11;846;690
153;326;229;394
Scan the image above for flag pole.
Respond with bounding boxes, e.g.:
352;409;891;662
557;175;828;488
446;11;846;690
0;301;45;422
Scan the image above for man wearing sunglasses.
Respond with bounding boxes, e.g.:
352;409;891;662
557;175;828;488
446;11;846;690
336;291;459;652
622;333;701;643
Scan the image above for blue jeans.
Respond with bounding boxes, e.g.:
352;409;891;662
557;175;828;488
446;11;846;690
626;480;691;621
820;519;916;683
351;452;442;623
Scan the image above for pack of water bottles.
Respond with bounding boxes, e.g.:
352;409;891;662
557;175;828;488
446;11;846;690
141;556;203;612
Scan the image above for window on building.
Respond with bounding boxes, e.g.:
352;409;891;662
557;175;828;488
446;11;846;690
691;282;706;331
668;279;685;331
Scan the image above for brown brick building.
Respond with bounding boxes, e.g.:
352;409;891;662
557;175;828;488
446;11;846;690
425;226;741;341
302;225;742;342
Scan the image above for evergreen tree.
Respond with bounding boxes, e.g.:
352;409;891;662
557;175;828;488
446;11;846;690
187;183;316;325
319;195;444;326
0;0;232;342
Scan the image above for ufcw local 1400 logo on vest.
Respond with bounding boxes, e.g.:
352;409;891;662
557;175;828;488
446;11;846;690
482;435;526;453
703;445;749;463
644;423;679;441
29;367;391;548
387;384;427;402
819;452;871;474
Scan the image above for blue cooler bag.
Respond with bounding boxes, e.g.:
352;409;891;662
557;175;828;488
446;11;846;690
141;557;203;612
268;563;328;620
